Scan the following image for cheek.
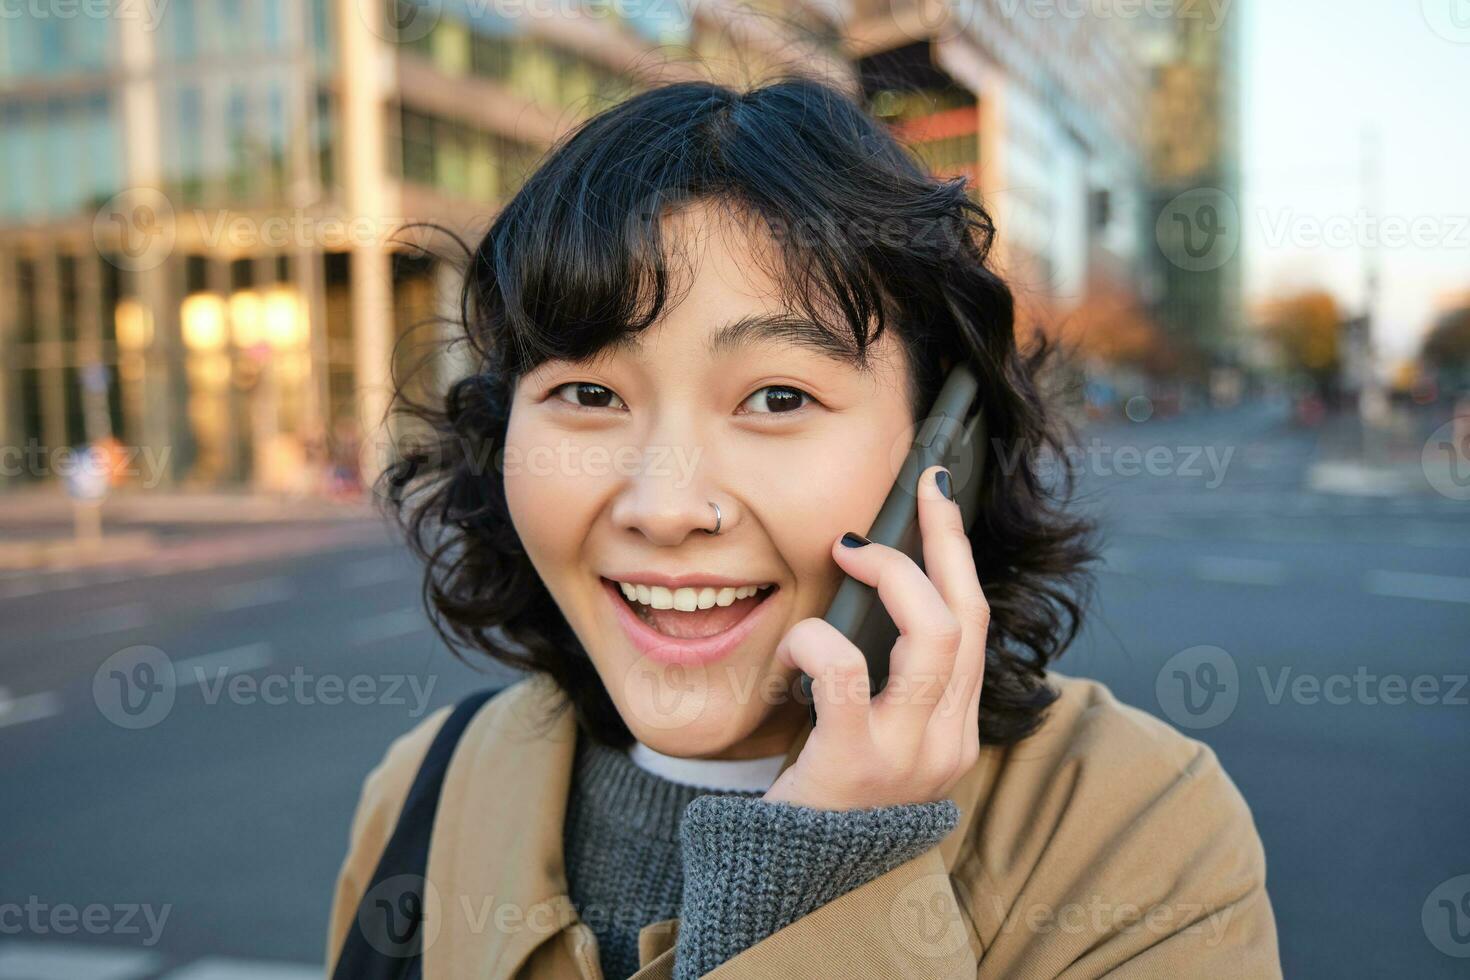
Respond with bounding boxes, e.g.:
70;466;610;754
746;424;903;605
502;416;592;575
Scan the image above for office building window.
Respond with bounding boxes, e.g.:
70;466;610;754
390;105;537;204
175;86;206;205
0;96;119;220
316;89;339;191
0;11;112;79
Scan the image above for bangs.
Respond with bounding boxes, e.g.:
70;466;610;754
466;77;975;403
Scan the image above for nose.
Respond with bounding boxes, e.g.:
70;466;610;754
608;443;723;547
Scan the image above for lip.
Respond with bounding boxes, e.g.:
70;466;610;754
601;576;778;667
602;571;777;590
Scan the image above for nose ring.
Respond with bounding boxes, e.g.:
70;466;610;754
704;501;723;535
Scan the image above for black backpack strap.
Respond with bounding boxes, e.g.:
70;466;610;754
331;685;507;980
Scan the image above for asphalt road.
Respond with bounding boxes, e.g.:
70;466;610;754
2;400;1467;978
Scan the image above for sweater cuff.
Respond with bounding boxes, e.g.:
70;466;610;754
672;795;960;979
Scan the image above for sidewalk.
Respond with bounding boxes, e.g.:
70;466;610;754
1306;404;1461;498
0;487;382;573
0;485;376;526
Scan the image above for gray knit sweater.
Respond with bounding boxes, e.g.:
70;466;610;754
562;732;961;979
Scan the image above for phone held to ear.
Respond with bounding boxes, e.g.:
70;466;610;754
797;362;986;726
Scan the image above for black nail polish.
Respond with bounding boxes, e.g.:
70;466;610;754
840;531;871;548
935;468;955;502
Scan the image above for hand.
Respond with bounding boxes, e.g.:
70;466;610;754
763;465;988;811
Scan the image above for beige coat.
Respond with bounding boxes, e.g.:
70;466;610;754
327;672;1281;978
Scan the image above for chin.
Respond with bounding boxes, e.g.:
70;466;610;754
613;674;773;757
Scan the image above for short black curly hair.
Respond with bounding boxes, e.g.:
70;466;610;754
380;74;1098;748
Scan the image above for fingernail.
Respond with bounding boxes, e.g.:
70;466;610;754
935;468;955;502
840;531;871;548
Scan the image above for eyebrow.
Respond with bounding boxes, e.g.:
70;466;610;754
588;313;862;367
705;312;860;363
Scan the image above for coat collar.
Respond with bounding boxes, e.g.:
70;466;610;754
423;674;985;977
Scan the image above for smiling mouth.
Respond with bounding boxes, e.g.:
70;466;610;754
601;578;778;639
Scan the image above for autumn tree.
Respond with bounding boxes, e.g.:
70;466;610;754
1258;290;1341;387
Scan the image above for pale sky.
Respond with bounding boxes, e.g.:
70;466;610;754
1242;0;1470;364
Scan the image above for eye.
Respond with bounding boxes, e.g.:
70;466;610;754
549;382;626;411
738;385;813;415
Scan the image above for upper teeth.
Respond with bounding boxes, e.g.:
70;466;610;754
617;581;773;611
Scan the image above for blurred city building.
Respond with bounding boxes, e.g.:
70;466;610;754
1138;3;1245;374
0;0;847;493
0;0;1237;494
849;0;1152;345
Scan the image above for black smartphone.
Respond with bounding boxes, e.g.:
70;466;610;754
797;362;986;724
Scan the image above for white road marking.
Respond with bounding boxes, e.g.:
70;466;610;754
1364;570;1470;605
350;607;429;645
0;688;63;730
160;957;321;980
1190;556;1286;586
174;643;275;688
211;577;293;612
0;941;160;979
64;602;151;639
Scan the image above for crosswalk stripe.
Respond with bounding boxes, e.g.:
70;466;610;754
211;578;293;612
1365;570;1470;604
174;643;275;689
0;941;160;980
0;943;320;980
1190;556;1286;586
0;690;63;730
349;607;429;645
159;957;320;980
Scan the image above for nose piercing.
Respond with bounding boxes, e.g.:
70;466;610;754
704;501;723;535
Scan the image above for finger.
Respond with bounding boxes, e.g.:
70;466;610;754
830;531;963;722
775;617;872;743
962;647;984;759
918;465;990;732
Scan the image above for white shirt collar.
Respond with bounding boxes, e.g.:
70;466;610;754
628;740;787;793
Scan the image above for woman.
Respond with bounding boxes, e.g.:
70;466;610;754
327;76;1281;978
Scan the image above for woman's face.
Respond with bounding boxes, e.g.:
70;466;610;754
504;200;916;759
